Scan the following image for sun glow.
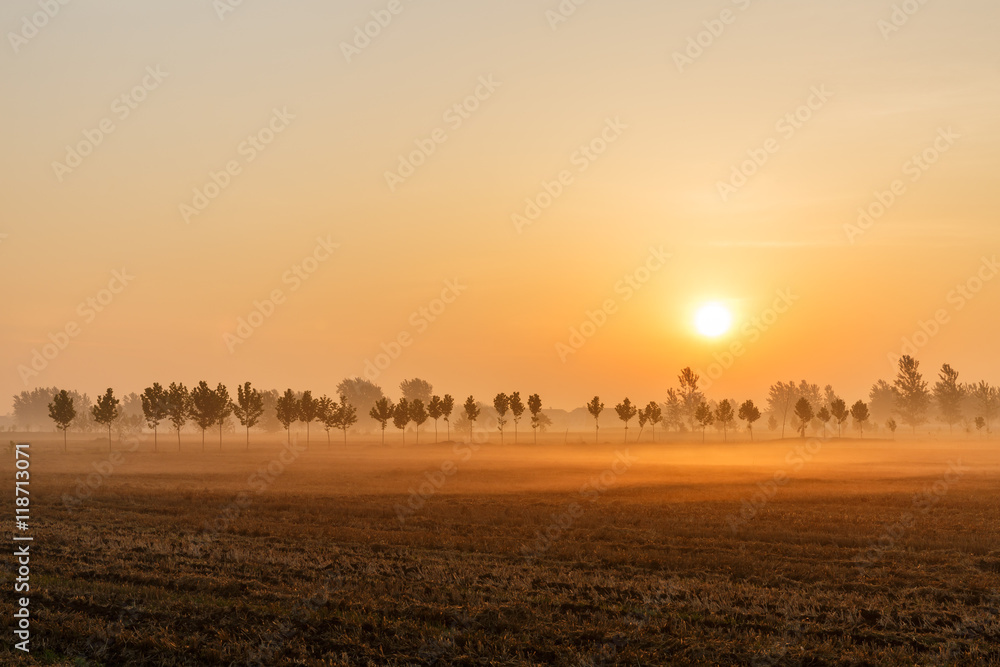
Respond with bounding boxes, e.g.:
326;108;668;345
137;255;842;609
694;303;733;338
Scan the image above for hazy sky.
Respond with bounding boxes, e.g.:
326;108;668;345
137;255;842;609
2;0;999;409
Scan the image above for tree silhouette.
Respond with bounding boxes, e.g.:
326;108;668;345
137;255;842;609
969;381;999;436
400;378;433;404
636;407;649;443
393;398;411;444
410;399;428;445
318;395;336;446
337;377;385;431
276;388;299;445
714;399;735;442
933;364;964;434
615;398;638;443
463;396;480;443
643;401;662;443
441;394;455;442
427;396;444;443
233;382;265;449
850;400;870;438
767;414;778;432
886;419;898;439
140;383;169;452
738;399;761;441
298;390;320;448
587;396;604;444
829;398;849;437
48;389;76;451
509;392;525;444
215;383;233;450
166;382;190;451
694;401;714;442
793;397;813;438
91;388;120;451
816;406;831;437
336;395;357;445
868;379;898;425
369;397;394;446
189;381;219;452
678;368;704;430
493;393;510;444
528;393;543;444
664;389;683;432
767;381;797;438
894;355;930;434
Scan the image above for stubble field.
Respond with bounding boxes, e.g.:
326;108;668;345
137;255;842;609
3;431;999;666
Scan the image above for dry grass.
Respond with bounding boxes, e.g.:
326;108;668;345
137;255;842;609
3;433;1000;665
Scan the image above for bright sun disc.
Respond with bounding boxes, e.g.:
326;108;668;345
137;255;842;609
695;303;732;337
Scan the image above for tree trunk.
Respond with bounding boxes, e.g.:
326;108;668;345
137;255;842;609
64;428;67;452
153;427;157;453
246;426;250;451
108;424;112;452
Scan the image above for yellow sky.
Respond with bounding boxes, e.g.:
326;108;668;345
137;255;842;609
2;0;998;409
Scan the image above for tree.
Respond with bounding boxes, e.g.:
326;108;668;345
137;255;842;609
738;399;761;441
869;379;898;425
140;383;169;452
336;395;357;446
91;388;120;451
664;389;683;432
410;399;428;445
233;382;265;449
975;416;986;436
509;392;525;444
793;398;813;438
829;398;849;437
694;401;714;442
969;381;999;437
369;397;394;446
766;381;797;438
528;393;543;444
615;398;638;443
463;396;480;442
276;389;299;445
714;399;735;441
636;406;649;443
816;406;831;437
393;398;411;445
441;394;455;441
298;390;320;448
933;364;964;433
678;368;704;430
894;355;930;434
886;419;898;439
427;396;444;443
850;400;870;438
166;382;190;451
318;395;336;446
493;393;510;444
767;415;778;432
644;401;662;443
48;390;76;451
337;378;385;431
189;381;219;452
587;396;604;443
215;383;233;449
400;378;433;404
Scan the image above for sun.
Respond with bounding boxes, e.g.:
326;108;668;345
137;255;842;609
694;302;733;338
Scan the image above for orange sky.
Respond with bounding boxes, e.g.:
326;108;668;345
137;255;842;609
2;0;998;409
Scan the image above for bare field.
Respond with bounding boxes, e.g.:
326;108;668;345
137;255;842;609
4;433;1000;666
